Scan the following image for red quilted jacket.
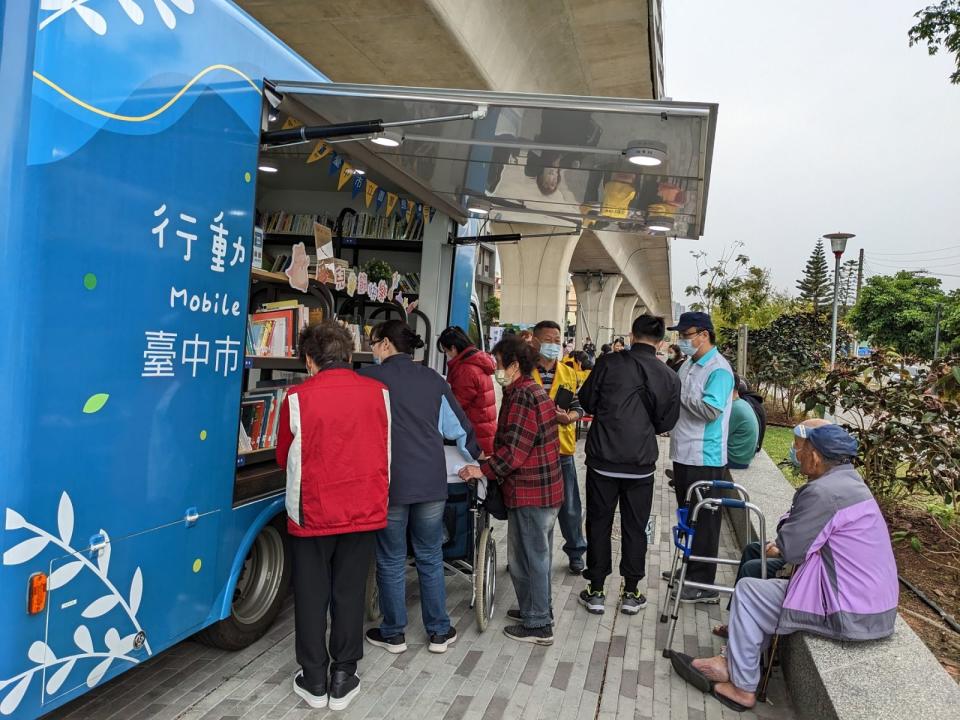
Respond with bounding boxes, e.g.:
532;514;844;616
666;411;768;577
446;347;497;455
276;365;391;537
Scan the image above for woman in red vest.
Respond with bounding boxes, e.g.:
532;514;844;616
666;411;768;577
277;321;391;712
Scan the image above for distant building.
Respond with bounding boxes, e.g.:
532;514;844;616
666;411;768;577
475;242;498;312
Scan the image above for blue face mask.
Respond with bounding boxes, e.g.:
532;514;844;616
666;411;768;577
540;342;562;361
677;338;696;357
788;446;800;468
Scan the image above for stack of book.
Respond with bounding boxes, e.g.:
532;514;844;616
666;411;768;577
239;386;290;452
398;272;421;295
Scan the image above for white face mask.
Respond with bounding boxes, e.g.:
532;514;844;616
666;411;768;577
539;342;562;361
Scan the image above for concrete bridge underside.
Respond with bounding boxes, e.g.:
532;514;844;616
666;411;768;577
238;0;670;333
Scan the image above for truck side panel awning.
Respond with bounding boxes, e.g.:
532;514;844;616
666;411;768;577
265;82;717;238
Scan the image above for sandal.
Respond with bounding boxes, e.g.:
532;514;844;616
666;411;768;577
711;624;729;639
668;651;713;693
711;687;753;713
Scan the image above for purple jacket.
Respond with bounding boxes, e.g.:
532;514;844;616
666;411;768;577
775;464;898;640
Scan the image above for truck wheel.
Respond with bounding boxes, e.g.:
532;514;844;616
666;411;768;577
197;516;290;650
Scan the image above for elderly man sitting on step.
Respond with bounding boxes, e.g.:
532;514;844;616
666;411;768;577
671;424;899;712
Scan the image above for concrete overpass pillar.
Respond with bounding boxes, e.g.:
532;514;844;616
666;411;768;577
496;223;580;327
572;273;623;345
614;296;640;338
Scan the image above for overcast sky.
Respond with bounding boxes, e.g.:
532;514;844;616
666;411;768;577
664;0;960;305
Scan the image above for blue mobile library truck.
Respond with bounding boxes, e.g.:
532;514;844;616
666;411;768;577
0;2;716;716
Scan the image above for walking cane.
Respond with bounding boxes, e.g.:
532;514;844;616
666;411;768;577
756;564;794;703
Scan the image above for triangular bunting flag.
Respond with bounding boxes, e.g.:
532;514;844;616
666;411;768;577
399;198;408;220
386;192;398;216
352;174;364;199
365;181;378;208
282;117;303;130
405;200;414;224
329;154;343;176
375;188;387;211
423;205;431;224
338;162;353;190
415;203;423;219
307;142;331;164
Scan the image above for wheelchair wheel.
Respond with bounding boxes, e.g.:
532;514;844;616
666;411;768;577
474;527;496;631
365;556;381;622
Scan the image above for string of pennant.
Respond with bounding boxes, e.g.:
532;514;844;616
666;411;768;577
306;140;437;223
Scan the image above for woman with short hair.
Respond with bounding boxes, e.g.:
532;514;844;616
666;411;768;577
437;326;496;456
459;334;563;646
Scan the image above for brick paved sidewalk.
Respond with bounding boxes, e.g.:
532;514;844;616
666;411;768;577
47;442;795;720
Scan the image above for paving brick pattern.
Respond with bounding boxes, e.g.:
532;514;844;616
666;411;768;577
47;441;795;719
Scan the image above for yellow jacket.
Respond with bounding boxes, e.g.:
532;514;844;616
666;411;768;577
533;360;579;456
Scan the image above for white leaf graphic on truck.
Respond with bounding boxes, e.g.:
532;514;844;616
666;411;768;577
38;0;196;35
0;492;150;715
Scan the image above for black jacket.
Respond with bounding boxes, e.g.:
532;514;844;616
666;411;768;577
359;354;481;504
579;343;681;476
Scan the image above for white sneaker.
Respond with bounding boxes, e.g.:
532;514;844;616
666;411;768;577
292;670;328;709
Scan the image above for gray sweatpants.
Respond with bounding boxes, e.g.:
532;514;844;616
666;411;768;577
727;577;793;692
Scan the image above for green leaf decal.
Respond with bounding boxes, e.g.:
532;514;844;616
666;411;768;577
83;393;110;414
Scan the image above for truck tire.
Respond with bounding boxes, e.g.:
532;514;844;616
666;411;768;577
197;516;291;650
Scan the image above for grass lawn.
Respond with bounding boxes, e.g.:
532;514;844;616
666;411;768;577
763;425;804;487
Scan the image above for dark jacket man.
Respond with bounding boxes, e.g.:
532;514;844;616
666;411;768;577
580;338;681;476
575;315;681;615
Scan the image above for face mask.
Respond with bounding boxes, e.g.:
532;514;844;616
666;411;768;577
788;446;800;468
677;339;696;357
495;368;512;387
540;343;562;361
373;354;383;365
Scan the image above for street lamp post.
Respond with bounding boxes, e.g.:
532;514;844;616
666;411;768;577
824;232;856;369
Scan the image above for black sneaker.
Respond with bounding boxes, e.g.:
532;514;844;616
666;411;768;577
292;670;327;709
677;587;721;604
569;558;585;575
503;624;554;646
365;628;407;654
328;669;360;711
661;569;680;582
428;626;458;653
578;584;605;614
620;590;648;615
507;607;523;621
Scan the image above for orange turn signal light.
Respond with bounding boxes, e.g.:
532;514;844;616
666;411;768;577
27;573;47;615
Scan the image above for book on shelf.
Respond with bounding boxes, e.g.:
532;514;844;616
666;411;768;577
238;386;292;452
339;211;424;242
259;210;335;236
247;304;319;358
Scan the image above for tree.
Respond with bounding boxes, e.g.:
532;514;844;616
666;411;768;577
483;295;500;325
725;311;852;417
909;1;960;85
684;242;750;315
796;240;833;316
847;271;945;358
684;244;791;343
837;258;860;309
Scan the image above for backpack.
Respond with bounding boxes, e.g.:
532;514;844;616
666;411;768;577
741;391;767;454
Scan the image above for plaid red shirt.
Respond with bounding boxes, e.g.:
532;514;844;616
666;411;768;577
481;375;563;508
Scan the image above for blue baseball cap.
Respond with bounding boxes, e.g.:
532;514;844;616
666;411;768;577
807;425;859;460
667;311;714;333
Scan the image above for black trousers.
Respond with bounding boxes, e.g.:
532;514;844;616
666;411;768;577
672;462;726;585
583;468;655;587
292;531;375;686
